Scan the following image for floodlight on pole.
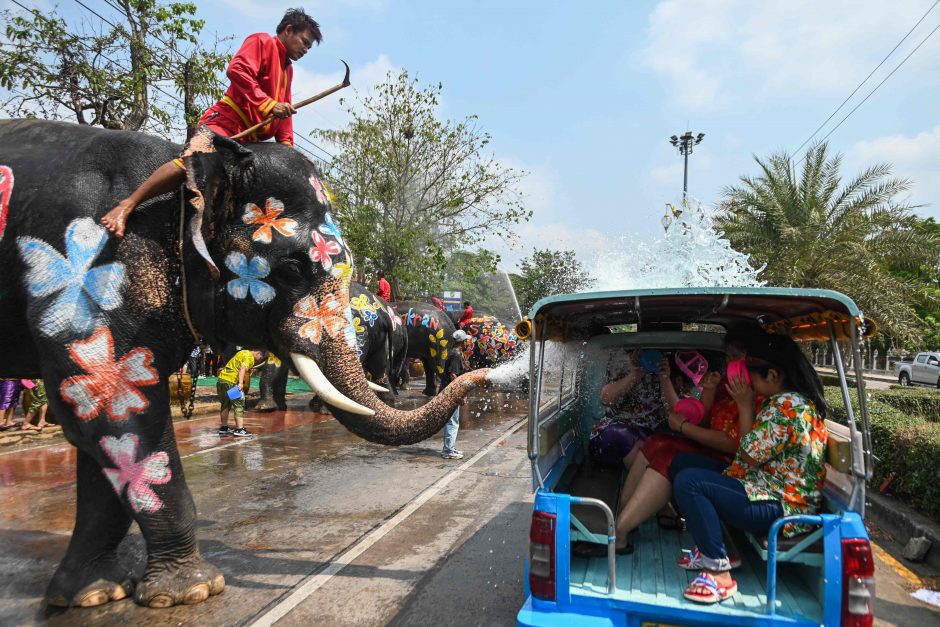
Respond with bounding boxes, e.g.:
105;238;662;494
669;131;705;199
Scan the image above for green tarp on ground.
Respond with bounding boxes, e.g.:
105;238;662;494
193;376;313;393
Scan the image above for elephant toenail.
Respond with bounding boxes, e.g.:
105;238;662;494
78;590;110;607
209;574;226;595
183;583;210;605
148;593;175;608
46;595;69;608
110;585;127;601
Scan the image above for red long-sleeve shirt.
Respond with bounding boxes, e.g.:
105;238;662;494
376;277;392;301
458;306;473;328
198;33;294;145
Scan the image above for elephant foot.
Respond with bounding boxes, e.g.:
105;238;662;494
46;557;136;608
254;399;277;412
422;388;436;397
308;397;324;412
134;555;224;608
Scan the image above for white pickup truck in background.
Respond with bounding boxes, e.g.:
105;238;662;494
896;351;940;387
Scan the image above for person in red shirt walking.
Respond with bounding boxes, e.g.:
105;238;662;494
376;271;392;301
458;301;473;328
102;9;323;237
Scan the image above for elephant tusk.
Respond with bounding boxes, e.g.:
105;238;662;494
367;381;389;393
290;352;375;417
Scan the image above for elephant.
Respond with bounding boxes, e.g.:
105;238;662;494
256;282;408;410
394;300;457;396
460;315;523;369
0;120;488;610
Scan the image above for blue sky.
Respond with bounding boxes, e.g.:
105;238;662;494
7;0;940;271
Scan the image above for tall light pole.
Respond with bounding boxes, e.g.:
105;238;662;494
669;131;705;199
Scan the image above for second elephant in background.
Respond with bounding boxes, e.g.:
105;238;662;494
395;301;457;396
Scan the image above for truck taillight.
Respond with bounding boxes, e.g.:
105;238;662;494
529;511;556;601
842;538;875;627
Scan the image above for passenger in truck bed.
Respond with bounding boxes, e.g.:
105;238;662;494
587;349;672;469
672;334;829;605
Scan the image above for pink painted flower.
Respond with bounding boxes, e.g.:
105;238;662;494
100;433;171;513
293;294;348;344
309;231;342;271
242;197;298;244
60;327;159;421
309;175;330;205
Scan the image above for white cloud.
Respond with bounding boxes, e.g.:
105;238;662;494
643;0;935;109
847;124;940;219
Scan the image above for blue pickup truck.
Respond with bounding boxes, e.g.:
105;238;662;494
515;287;876;627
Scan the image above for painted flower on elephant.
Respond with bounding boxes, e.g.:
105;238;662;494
60;326;159;421
331;261;352;284
349;294;371;311
309;231;342;271
17;217;125;337
0;165;13;242
352;316;365;333
225;252;275;305
309;175;332;206
100;433;171;513
318;212;345;247
293;294;347;344
361;308;378;327
242;198;298;244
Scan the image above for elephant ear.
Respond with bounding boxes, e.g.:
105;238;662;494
181;127;256;276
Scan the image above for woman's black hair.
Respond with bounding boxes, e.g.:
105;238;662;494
723;322;772;354
746;334;828;417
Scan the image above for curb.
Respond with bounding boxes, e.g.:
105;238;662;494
867;490;940;571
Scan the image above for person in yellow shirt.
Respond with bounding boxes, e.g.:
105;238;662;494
217;349;266;437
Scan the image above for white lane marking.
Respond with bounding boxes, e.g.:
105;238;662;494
249;416;529;627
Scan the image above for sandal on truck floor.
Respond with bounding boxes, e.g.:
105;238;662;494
572;540;634;557
683;572;737;604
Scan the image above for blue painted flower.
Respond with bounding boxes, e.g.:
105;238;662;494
318;212;345;247
361;308;378;327
17;217;125;337
225;252;275;305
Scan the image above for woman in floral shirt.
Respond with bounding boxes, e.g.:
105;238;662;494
672;334;828;605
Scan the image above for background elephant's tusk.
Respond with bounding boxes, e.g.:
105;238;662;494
367;381;389;393
290;352;375;417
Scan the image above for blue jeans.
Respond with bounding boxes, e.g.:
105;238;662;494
669;452;728;479
674;468;783;571
443;407;460;453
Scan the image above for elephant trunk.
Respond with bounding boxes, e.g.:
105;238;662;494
298;329;489;446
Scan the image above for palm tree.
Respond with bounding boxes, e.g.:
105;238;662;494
716;143;940;343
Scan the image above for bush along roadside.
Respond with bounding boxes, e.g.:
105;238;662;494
877;386;940;423
823;386;940;520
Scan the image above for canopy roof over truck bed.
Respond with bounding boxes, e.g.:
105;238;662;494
524;287;872;341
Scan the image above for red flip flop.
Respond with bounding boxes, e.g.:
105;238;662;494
683;571;737;604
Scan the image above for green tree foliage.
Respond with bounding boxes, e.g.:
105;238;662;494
0;0;229;138
316;70;530;297
442;250;522;324
716;143;940;343
511;248;595;313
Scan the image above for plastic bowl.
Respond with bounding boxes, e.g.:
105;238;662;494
674;398;706;426
726;359;751;386
639;349;663;374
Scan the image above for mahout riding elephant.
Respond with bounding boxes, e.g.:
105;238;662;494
394;300;457;396
460;315;523;368
0;120;488;609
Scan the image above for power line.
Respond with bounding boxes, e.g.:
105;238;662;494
72;0;118;29
797;19;940;166
793;1;940;157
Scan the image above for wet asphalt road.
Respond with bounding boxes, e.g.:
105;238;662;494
1;387;938;626
0;389;533;626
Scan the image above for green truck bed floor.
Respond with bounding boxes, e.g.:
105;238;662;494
569;518;823;624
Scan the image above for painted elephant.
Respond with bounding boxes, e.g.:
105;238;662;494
460;315;523;368
394;300;457;396
0;120;487;609
256;282;408;410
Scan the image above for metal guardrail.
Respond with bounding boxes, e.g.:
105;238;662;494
568;496;617;594
765;514;824;615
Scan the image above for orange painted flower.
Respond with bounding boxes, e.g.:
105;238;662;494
242;198;298;244
293;294;348;344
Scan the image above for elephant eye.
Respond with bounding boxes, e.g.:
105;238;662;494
276;258;305;279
